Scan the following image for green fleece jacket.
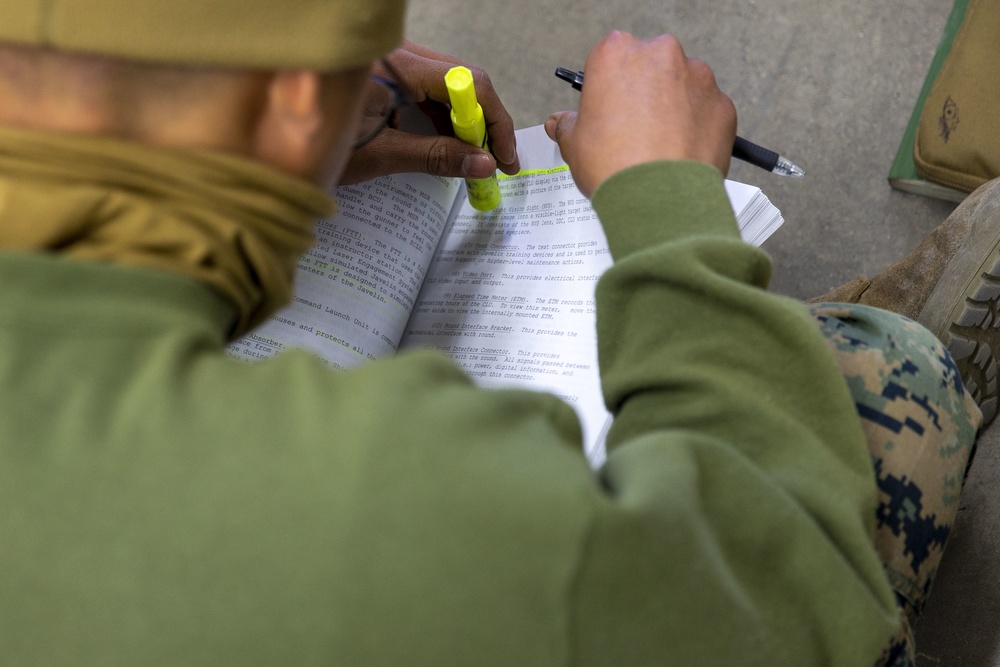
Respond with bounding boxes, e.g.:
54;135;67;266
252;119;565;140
0;161;897;665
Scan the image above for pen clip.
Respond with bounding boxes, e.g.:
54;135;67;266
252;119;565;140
554;67;584;91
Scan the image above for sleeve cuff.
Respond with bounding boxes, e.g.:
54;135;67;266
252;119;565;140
590;161;740;261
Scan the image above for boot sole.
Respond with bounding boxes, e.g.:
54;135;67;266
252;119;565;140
934;263;1000;425
917;192;1000;426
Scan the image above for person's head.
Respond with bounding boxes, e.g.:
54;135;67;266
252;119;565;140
0;0;407;186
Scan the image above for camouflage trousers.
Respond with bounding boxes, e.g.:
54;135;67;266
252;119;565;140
812;304;983;667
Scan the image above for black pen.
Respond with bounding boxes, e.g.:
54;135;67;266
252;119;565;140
554;68;805;178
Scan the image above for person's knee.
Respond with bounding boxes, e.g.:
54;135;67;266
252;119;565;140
810;302;982;441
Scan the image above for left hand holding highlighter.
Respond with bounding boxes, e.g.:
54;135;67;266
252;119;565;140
341;40;520;185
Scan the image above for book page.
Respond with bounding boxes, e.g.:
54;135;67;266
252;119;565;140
401;128;613;460
228;173;461;369
401;176;612;458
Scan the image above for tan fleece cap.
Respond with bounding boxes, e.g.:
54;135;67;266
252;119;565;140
0;0;406;69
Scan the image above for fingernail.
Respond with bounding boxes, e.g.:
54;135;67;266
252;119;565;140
544;115;559;139
498;144;517;166
463;153;496;178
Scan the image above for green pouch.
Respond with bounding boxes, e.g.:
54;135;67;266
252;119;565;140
914;0;1000;193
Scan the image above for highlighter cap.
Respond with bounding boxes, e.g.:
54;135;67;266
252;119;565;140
445;66;484;128
0;0;406;70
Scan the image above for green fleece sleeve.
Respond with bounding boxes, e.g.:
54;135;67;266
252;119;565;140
573;161;899;665
0;159;902;664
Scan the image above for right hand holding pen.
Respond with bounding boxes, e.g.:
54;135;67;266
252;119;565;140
545;32;736;197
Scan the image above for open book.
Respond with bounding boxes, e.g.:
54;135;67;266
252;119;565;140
229;125;783;465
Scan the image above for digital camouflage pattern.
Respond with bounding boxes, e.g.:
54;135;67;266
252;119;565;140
812;304;982;667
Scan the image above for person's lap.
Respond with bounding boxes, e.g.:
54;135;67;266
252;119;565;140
811;303;982;667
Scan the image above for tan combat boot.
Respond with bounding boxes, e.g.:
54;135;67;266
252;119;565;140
810;178;1000;424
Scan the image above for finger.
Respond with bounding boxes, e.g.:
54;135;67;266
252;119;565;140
544;111;577;146
649;33;687;62
479;87;519;172
397;40;466;66
383;48;453;105
352;129;499;182
453;66;518;170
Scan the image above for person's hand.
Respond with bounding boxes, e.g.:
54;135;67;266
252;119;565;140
545;32;736;197
340;40;520;185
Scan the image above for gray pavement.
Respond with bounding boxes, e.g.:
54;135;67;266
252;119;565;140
406;0;999;664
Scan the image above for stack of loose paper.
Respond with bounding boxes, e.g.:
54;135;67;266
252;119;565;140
723;180;784;246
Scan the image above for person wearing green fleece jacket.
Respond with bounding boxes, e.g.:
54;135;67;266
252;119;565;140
0;1;986;665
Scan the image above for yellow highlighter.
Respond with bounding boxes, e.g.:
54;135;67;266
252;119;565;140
444;66;502;211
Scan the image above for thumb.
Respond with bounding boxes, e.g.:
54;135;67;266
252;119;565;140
376;130;498;179
545;111;578;147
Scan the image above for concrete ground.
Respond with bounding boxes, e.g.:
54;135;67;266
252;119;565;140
405;0;999;663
